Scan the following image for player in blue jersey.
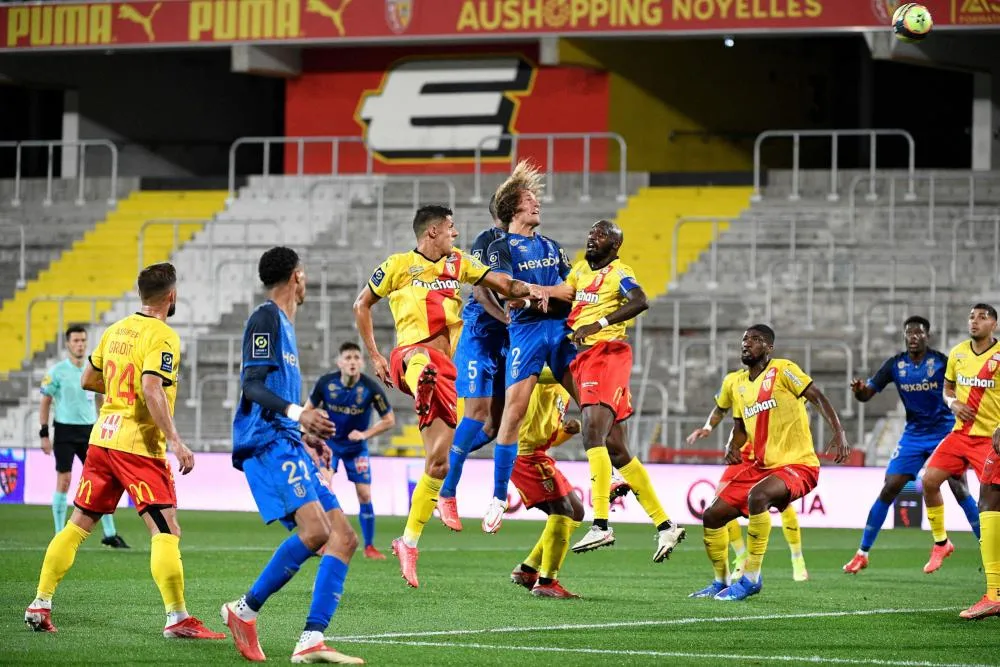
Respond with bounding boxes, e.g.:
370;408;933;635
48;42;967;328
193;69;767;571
221;247;363;665
480;161;579;534
844;315;980;574
306;341;395;560
438;194;510;531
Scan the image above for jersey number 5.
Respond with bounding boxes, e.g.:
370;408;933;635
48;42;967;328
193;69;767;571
104;361;138;406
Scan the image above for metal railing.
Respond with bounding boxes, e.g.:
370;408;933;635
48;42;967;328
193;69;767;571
23;295;195;364
751;129;916;202
471;132;628;204
193;374;239;447
138;218;283;277
184;334;243;409
228;136;374;203
950;215;1000;286
2;221;26;288
860;299;914;372
660;296;760;373
669;214;835;291
764;259;857;333
1;139;118;206
846;172;997;244
305;176;458;249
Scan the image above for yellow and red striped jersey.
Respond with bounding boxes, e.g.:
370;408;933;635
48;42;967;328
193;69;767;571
728;359;819;469
565;259;640;346
945;339;1000;436
518;380;573;454
368;249;490;353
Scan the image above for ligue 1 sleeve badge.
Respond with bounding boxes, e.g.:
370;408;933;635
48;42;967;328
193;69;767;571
386;0;412;34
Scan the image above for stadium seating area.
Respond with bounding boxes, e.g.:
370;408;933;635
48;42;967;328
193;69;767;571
3;156;1000;473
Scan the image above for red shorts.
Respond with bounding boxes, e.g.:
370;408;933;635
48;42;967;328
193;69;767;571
389;344;459;429
74;445;177;515
511;450;574;509
927;431;992;479
569;340;633;422
982;450;1000;486
716;461;819;517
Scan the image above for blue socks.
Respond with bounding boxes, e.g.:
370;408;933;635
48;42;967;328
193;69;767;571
305;555;348;632
247;534;314;611
860;498;891;552
958;494;981;539
52;491;67;533
493;443;517;501
468;428;494;454
440;417;484;498
100;514;117;538
359;502;375;548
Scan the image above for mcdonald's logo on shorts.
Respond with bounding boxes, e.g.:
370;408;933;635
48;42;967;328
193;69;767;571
77;479;93;504
128;481;155;504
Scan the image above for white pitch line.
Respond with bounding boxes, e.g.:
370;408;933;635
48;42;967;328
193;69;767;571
333;606;960;641
334;639;994;667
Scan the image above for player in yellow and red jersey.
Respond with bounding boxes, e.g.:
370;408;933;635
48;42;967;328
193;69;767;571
920;304;1000;619
541;220;685;562
688;324;850;601
24;263;225;640
508;370;585;599
687;371;810;583
353;204;545;588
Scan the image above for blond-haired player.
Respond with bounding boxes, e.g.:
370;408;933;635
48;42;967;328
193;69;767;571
354;204;545;588
24;263;224;639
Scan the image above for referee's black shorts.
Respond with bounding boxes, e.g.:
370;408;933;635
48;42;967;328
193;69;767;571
53;422;92;474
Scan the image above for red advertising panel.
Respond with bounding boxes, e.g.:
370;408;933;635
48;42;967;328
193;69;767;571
285;46;610;173
0;0;991;52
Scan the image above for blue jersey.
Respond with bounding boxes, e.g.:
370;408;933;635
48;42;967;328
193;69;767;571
232;301;303;470
460;226;507;333
868;349;954;439
309;372;391;450
487;231;572;324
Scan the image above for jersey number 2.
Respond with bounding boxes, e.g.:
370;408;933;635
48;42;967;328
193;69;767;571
282;460;312;485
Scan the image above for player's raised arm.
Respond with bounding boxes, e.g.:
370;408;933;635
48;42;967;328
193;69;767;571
686;406;728;446
353;278;391;386
852;356;894;402
473;284;507;323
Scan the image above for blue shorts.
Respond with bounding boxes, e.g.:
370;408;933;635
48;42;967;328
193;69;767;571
886;432;950;478
454;319;508;399
506;319;577;388
242;438;341;530
329;441;372;485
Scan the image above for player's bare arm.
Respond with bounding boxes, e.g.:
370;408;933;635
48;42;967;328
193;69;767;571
39;394;53;455
686;405;728;446
802;384;851;463
850;378;876;402
725;418;748;464
473;284;508;323
142;373;194;475
81;361;105;394
943;378;976;422
477;271;546;306
571;286;649;345
352;286;391;386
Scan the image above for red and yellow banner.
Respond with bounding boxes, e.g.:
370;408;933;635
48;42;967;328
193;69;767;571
0;0;993;52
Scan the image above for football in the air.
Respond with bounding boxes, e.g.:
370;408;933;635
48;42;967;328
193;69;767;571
892;3;933;42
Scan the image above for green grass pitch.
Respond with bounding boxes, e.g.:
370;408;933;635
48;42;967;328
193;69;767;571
1;504;996;665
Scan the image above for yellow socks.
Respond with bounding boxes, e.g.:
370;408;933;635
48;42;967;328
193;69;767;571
781;505;803;558
745;512;772;582
404;353;430;394
618;457;669;527
703;526;729;583
524;535;545;571
586;447;613;522
403;473;442;547
540;515;579;581
151;533;186;613
36;522;89;600
927;504;948;543
727;520;745;556
981;511;1000;601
